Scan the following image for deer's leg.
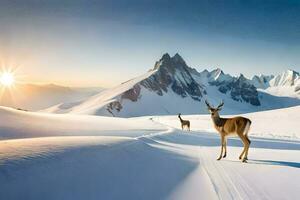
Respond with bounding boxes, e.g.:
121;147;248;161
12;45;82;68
217;135;224;160
238;135;246;160
223;137;227;158
244;136;251;160
239;136;249;162
181;124;183;130
243;139;250;163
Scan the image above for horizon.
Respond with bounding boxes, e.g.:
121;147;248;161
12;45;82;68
1;0;300;87
1;52;299;89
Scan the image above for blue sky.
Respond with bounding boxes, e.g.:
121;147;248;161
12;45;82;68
0;0;299;87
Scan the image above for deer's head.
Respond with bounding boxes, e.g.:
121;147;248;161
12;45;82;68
205;100;224;117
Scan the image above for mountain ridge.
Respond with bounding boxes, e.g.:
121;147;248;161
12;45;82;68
42;53;300;117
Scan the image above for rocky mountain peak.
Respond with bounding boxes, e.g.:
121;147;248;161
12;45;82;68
141;53;205;101
211;68;224;75
237;74;247;82
154;53;188;72
161;53;171;61
286;69;299;75
251;74;274;89
172;53;186;64
208;68;232;84
209;68;224;79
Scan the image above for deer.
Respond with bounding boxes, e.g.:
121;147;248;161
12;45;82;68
205;100;251;163
178;113;190;131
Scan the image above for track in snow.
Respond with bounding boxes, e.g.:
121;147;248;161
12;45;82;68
142;129;300;200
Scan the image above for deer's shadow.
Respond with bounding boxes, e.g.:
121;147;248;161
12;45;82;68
154;131;300;151
223;159;300;169
249;159;300;169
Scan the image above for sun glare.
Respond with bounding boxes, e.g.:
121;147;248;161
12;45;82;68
0;72;15;87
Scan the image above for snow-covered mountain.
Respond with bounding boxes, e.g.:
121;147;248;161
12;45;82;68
193;69;261;106
46;53;209;116
249;70;300;99
43;53;300;117
251;70;299;90
251;74;274;89
139;53;206;101
269;70;299;87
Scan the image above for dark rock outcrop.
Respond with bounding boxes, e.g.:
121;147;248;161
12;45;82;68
140;53;206;101
121;85;141;102
214;74;261;106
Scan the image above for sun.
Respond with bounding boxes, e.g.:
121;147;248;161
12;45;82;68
0;72;15;87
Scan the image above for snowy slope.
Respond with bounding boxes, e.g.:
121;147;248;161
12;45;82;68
269;69;299;87
153;105;300;140
251;74;274;89
69;70;157;115
253;70;300;98
0;106;165;139
45;53;207;117
0;106;300;200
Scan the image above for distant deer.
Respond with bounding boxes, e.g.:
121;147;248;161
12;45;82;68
178;113;190;131
205;100;251;162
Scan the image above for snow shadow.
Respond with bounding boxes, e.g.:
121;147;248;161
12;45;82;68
153;131;300;151
222;159;300;169
256;91;300;113
249;159;300;169
0;139;199;200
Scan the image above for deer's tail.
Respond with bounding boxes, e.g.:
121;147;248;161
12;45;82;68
243;120;251;136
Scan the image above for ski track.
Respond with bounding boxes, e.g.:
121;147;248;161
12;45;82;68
138;132;243;200
198;147;242;200
198;147;268;200
139;123;300;200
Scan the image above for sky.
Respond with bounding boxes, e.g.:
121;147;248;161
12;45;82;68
0;0;299;87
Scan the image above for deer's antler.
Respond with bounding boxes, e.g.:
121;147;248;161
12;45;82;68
217;100;224;109
205;100;212;108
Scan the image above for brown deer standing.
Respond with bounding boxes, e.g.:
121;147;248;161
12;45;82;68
205;100;251;162
178;113;190;131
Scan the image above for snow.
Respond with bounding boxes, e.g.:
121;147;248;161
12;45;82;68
269;70;299;87
105;88;208;117
209;68;233;83
72;70;156;114
0;106;165;139
0;105;300;199
46;69;156;115
251;74;273;89
190;68;233;85
42;78;300;117
152;105;300;140
262;86;300;98
41;67;300;118
1;135;200;200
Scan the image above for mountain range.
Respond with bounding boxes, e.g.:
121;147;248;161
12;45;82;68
42;53;300;117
